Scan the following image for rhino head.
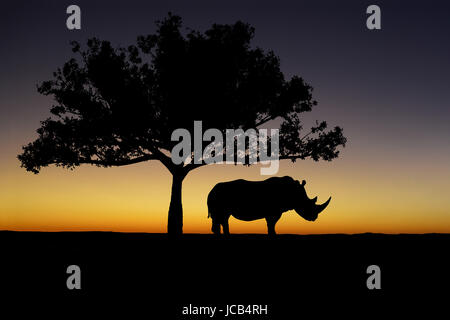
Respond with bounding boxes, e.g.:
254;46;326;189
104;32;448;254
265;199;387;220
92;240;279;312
293;180;331;221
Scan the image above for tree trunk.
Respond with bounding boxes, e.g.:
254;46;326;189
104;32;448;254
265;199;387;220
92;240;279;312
167;173;185;235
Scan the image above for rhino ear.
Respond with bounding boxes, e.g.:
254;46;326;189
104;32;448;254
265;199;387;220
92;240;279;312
301;180;306;186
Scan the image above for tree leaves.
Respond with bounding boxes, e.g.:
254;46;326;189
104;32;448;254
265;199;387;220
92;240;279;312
18;13;346;174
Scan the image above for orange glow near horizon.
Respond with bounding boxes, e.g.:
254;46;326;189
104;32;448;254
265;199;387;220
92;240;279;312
1;139;450;234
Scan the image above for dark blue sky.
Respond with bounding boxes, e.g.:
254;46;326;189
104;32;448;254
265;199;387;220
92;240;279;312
1;0;449;161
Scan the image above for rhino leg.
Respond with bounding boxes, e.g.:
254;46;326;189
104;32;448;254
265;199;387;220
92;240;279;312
265;214;281;236
211;218;221;235
222;217;230;235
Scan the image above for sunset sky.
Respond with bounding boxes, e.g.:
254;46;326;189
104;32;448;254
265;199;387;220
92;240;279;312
1;0;449;234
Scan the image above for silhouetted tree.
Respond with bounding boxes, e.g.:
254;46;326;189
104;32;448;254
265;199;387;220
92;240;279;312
18;14;346;235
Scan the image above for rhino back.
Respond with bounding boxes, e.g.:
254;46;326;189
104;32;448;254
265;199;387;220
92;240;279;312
207;177;294;213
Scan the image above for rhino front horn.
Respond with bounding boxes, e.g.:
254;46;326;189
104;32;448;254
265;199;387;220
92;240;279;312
315;197;331;214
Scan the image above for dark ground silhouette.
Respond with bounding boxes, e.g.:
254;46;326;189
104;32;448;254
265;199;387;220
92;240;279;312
2;231;449;316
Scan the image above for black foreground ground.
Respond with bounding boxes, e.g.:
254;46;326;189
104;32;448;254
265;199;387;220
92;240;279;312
2;231;449;317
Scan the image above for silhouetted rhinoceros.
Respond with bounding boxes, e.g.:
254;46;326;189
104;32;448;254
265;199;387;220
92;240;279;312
207;176;331;235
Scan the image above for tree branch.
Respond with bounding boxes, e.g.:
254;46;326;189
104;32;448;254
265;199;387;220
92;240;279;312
79;154;157;166
254;115;278;128
279;154;311;161
183;162;206;174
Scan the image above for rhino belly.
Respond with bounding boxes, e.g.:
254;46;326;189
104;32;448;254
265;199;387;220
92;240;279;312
230;210;267;221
